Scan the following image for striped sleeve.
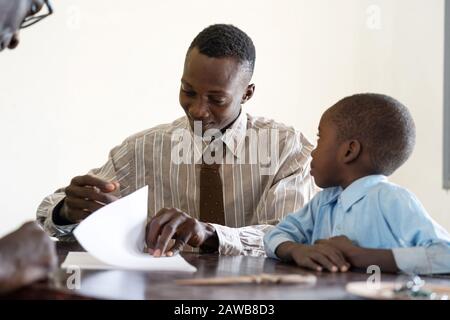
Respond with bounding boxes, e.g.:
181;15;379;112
213;131;318;256
36;142;129;240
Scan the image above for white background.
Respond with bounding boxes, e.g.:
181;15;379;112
0;0;448;236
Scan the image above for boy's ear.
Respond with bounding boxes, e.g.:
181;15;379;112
342;139;362;164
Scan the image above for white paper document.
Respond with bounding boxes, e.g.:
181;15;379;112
62;185;197;272
61;252;117;270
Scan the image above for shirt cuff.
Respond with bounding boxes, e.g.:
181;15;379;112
52;199;71;225
264;235;293;259
210;224;243;255
392;247;431;274
48;199;78;239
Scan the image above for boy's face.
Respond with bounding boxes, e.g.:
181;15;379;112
310;114;343;188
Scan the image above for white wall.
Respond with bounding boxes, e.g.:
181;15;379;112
0;0;448;237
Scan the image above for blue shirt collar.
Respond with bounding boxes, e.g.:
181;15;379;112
339;175;388;212
322;175;388;211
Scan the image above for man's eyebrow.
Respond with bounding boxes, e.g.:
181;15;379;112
180;79;192;87
208;90;228;95
181;80;229;96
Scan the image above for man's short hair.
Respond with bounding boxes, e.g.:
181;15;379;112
188;24;256;77
325;93;416;176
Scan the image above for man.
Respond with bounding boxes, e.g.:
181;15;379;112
0;0;56;295
0;0;45;51
37;24;317;256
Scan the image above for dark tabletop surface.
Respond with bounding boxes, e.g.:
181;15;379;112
3;241;450;300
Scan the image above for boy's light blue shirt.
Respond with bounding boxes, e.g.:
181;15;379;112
264;175;450;274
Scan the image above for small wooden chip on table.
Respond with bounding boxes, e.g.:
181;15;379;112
175;273;317;285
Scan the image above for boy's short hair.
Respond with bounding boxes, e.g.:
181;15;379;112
188;24;256;77
325;93;416;176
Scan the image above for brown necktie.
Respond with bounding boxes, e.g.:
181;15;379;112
199;163;225;225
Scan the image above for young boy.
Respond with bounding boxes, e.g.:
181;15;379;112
264;93;450;274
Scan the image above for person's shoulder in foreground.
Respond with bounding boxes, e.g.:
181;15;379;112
0;221;57;295
264;92;450;275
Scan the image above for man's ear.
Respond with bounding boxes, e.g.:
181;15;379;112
241;84;255;104
342;139;362;164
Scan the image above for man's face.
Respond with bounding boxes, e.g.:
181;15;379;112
310;114;343;188
179;47;253;134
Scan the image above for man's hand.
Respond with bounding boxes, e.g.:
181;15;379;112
145;208;218;257
59;175;120;224
275;241;350;273
0;0;44;51
0;221;57;294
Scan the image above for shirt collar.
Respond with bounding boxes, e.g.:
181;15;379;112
182;111;248;158
220;111;248;158
339;175;388;212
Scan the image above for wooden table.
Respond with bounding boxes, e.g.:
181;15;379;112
5;241;450;300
